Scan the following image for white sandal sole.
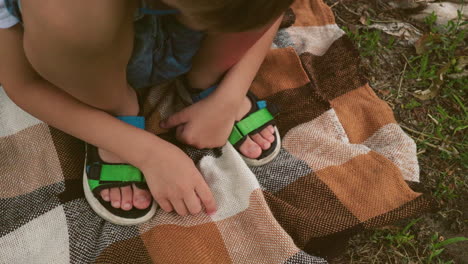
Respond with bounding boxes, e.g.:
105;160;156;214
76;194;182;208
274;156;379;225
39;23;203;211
242;126;282;167
82;158;157;226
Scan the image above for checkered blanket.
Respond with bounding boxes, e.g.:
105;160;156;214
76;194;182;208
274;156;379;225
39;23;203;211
0;1;433;263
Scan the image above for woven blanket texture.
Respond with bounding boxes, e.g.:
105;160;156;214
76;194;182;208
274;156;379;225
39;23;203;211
0;0;433;263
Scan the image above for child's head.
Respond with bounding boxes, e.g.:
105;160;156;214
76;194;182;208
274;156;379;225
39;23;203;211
164;0;294;32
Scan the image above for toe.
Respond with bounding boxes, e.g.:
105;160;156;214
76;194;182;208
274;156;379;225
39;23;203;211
132;184;152;210
239;137;262;159
109;188;121;209
120;186;133;211
268;125;275;134
250;133;271;150
260;127;275;143
100;189;110;202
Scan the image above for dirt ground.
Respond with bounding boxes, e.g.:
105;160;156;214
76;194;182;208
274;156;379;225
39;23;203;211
322;0;468;263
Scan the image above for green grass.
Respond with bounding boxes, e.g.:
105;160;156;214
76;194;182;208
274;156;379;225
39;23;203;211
406;11;467;91
343;27;385;57
346;10;467;165
346;220;468;263
342;15;398;60
333;4;468;263
405;10;468;176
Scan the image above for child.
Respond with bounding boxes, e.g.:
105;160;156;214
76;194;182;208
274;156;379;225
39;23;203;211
0;0;291;225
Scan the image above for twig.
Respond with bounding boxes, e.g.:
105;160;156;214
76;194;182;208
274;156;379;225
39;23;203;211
335;13;348;25
417;149;426;155
329;0;340;9
413;138;457;155
398;62;408;98
401;125;467;147
369;19;404;23
341;2;361;16
401;53;416;71
402;125;436;139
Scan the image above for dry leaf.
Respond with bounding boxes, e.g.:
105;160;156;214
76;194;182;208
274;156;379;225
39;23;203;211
387;0;427;10
414;34;432;55
377;89;391;96
414;62;451;100
360;15;368;25
368;22;423;45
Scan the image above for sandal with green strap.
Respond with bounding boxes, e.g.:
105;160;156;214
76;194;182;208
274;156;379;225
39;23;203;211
83;116;157;225
176;79;282;166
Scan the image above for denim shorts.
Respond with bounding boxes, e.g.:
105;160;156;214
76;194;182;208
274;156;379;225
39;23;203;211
4;0;204;90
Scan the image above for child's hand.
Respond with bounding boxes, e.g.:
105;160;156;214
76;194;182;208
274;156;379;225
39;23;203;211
160;95;238;149
140;139;217;216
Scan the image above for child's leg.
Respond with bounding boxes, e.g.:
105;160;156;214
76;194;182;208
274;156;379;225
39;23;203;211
186;23;280;159
20;0;151;211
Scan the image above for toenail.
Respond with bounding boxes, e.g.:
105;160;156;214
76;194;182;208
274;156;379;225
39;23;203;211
264;143;270;149
249;146;259;154
112;201;120;208
102;195;110;202
136;196;147;202
122;203;132;210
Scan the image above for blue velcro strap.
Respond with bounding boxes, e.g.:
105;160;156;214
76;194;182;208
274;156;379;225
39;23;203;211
192;85;218;103
139;8;180;16
257;101;267;109
117;116;145;130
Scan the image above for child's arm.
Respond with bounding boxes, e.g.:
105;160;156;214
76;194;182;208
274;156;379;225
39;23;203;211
0;26;216;216
160;16;282;147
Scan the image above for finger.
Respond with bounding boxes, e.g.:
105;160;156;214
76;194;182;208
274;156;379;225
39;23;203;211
184;191;202;215
156;198;174;213
171;199;189;216
175;124;185;142
160;110;188;129
195;184;217;215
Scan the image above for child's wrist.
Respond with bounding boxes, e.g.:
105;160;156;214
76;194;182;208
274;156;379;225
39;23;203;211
209;92;242;116
134;134;189;170
128;133;165;169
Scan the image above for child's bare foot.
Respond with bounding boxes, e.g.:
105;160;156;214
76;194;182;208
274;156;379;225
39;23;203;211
97;149;153;211
94;87;152;211
236;96;276;159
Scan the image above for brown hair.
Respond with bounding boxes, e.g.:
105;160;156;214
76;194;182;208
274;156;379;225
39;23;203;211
174;0;294;32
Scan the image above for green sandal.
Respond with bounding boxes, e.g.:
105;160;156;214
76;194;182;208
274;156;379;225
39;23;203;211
83;116;157;225
176;79;282;166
